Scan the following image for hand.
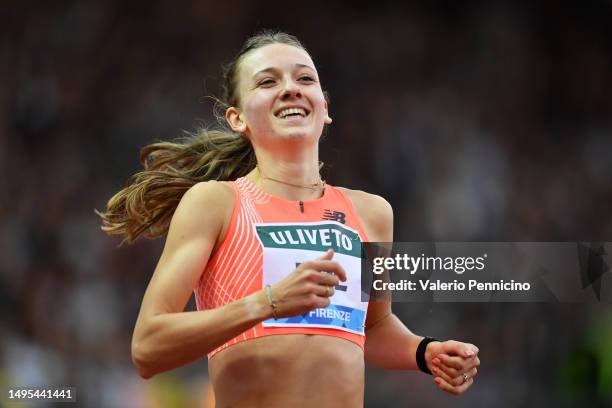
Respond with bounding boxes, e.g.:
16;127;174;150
425;340;480;396
268;249;346;318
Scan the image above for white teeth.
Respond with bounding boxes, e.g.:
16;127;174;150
277;108;307;118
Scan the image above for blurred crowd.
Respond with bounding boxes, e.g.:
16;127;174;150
1;1;611;407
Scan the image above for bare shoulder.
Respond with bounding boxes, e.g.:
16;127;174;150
336;187;393;218
168;180;235;238
180;180;234;209
336;187;393;242
179;180;234;212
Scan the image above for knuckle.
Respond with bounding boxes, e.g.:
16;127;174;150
305;283;317;294
306;270;320;282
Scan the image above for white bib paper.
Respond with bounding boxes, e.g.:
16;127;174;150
255;221;367;335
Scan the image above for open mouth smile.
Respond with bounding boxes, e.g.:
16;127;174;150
275;107;310;119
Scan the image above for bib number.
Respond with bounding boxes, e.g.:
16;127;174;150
255;222;367;335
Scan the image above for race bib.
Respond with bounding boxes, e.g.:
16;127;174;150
255;221;367;335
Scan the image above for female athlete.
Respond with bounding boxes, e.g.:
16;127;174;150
98;31;480;407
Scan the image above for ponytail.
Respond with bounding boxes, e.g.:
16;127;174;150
97;129;255;244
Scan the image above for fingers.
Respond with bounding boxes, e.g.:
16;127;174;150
316;270;341;287
432;353;480;378
273;250;346;317
313;284;335;298
301;258;347;282
440;340;479;358
430;346;480;396
434;374;474;396
434;354;465;371
317;248;335;260
431;365;478;388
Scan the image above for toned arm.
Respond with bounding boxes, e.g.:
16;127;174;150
340;188;424;370
344;188;480;395
131;181;271;379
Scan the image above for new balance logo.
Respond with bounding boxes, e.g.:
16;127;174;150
322;210;346;224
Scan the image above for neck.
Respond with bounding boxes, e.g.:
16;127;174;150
247;149;324;201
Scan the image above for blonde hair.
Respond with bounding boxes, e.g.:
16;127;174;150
97;31;308;244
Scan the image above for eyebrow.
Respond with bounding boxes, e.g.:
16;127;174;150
252;63;315;79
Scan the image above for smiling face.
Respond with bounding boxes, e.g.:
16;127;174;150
226;43;332;150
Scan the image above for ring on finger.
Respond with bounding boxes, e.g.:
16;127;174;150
461;373;469;385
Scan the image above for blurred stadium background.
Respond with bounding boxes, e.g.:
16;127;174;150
1;0;611;406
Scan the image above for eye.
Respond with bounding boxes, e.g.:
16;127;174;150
299;75;315;82
258;78;276;87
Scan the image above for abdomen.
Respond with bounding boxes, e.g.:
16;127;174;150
209;334;365;408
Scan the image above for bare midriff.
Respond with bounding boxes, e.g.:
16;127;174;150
209;334;365;408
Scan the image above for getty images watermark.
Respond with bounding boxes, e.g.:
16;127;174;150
360;242;612;302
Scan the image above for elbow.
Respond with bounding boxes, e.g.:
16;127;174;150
131;340;156;379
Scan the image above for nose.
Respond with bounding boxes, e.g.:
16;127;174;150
280;78;301;99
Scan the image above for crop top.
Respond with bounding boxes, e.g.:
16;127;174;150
194;177;369;358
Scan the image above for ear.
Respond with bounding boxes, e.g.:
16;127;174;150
323;99;332;125
226;107;247;133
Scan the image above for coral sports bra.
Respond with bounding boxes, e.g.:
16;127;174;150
194;177;369;358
